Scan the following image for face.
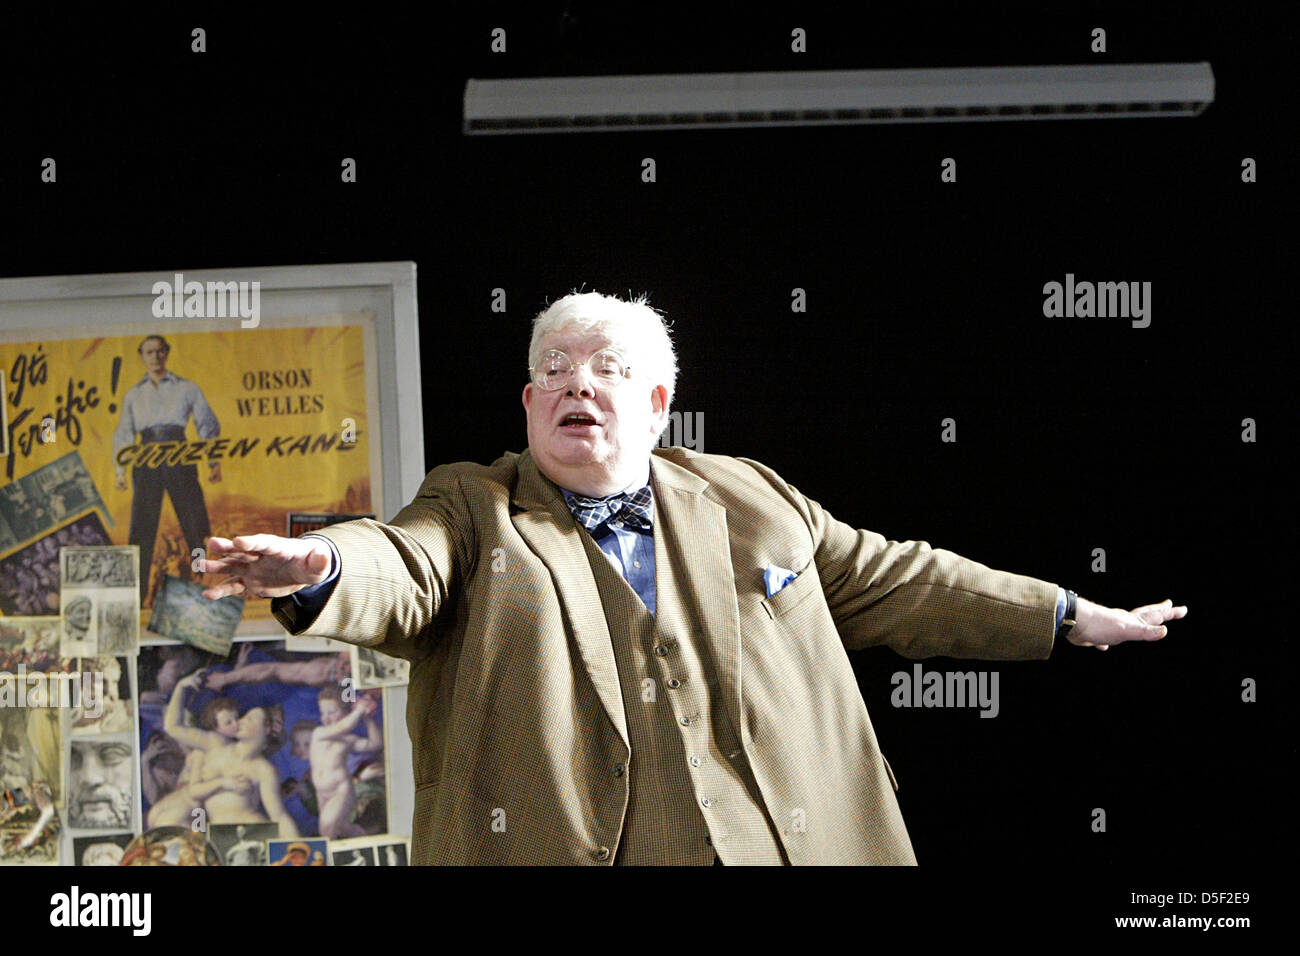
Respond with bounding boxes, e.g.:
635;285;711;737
214;707;239;738
318;699;344;726
69;740;133;828
140;338;169;373
66;598;92;631
522;327;668;496
144;732;184;788
237;707;267;742
292;730;312;759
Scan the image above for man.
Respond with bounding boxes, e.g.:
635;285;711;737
61;593;94;656
68;738;134;829
201;291;1187;865
112;334;221;602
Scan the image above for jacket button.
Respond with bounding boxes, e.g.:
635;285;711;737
594;846;611;861
613;763;626;777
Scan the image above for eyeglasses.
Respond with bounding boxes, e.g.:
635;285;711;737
529;348;632;391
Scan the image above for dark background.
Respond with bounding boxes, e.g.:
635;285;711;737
2;1;1291;883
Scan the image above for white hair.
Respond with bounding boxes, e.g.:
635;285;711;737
528;291;679;411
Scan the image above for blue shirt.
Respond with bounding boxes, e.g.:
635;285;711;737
560;485;657;617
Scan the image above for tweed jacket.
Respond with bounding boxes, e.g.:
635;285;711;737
271;447;1059;864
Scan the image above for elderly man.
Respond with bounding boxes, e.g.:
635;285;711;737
201;291;1186;866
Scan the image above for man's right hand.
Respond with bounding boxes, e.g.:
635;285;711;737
200;535;332;600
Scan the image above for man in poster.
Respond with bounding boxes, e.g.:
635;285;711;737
112;334;221;602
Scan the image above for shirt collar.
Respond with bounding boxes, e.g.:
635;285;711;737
137;370;179;386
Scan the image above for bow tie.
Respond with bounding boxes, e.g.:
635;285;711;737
565;486;654;535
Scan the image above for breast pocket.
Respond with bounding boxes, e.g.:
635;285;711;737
760;566;820;620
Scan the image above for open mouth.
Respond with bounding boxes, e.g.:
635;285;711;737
559;413;601;431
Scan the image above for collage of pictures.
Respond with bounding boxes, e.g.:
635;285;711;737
0;547;410;866
1;320;411;866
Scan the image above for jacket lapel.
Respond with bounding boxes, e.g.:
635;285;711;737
510;451;629;751
649;454;744;747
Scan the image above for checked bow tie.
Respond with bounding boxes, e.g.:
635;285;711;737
565;486;654;534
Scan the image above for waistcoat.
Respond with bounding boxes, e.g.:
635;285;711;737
577;524;788;865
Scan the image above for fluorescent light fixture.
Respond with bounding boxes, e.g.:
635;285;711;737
464;63;1213;134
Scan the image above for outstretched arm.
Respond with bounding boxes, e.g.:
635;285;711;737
315;698;373;742
1066;597;1187;651
201;534;333;601
737;457;1188;659
264;465;477;647
206;654;336;692
162;672;223;751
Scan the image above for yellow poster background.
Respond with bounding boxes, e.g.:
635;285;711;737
1;317;380;623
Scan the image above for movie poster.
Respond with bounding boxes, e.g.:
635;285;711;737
137;640;389;841
0;318;383;635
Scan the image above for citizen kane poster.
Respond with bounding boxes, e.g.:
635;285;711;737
0;318;383;625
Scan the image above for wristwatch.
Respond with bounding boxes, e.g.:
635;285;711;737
1058;589;1079;638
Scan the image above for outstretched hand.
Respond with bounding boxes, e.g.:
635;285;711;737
200;535;332;601
1068;598;1188;651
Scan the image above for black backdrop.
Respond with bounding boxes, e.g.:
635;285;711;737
2;0;1290;895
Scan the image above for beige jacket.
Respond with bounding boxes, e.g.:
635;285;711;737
272;447;1058;864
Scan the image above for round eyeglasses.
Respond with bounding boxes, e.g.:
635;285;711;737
529;348;632;391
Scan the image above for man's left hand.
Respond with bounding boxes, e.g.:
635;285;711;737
1069;597;1187;650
